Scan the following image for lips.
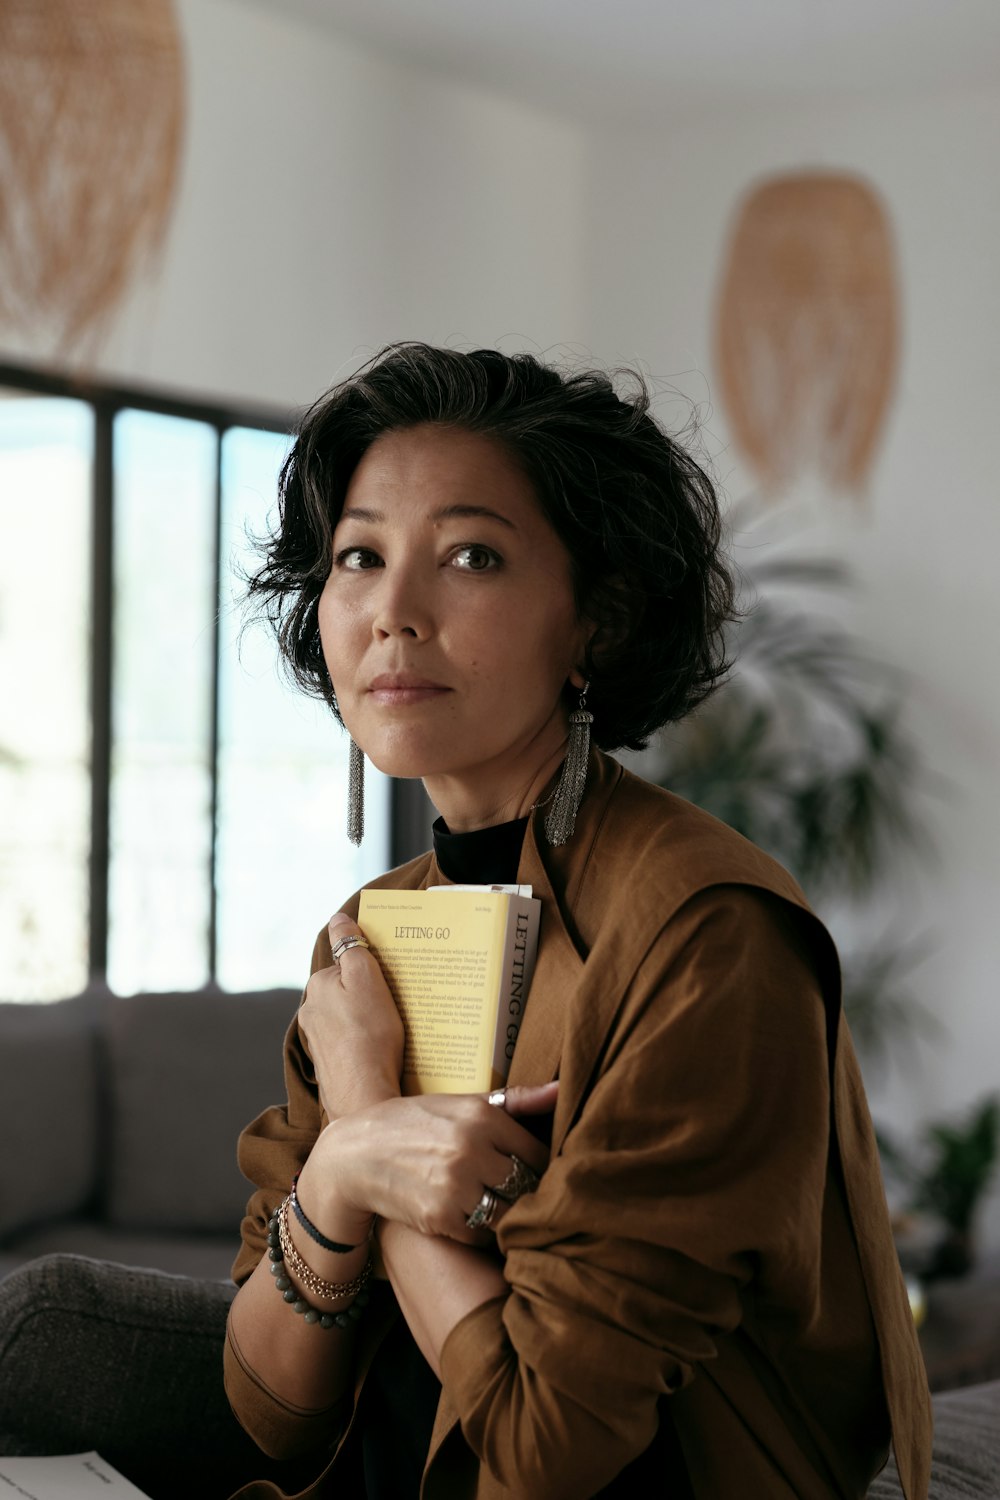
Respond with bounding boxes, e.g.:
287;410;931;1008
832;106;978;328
369;673;449;692
367;671;451;705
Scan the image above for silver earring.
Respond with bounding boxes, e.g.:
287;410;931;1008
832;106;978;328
347;739;365;846
544;682;593;847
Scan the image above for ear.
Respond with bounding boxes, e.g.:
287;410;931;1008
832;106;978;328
577;575;633;675
568;610;601;689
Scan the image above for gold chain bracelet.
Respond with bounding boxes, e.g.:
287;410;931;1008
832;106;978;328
278;1196;372;1302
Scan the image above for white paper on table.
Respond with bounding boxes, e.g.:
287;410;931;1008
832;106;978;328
0;1451;150;1499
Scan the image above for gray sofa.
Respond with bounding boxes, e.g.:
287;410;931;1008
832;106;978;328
0;986;297;1283
2;990;1000;1497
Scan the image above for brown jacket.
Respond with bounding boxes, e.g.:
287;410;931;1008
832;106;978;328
225;750;932;1499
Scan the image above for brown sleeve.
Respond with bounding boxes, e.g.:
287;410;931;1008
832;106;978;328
223;1316;350;1462
231;927;336;1288
224;927;343;1458
439;886;832;1500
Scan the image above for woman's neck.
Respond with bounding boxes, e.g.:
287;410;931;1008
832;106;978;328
422;739;566;834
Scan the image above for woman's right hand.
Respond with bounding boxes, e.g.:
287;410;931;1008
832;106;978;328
300;1083;558;1245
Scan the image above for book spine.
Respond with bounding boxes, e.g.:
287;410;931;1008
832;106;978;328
490;896;541;1087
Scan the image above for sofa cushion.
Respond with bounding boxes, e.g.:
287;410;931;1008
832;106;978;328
104;988;295;1235
0;1254;321;1498
0;994;103;1239
869;1379;1000;1497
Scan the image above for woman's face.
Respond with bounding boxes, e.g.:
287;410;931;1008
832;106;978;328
318;424;590;794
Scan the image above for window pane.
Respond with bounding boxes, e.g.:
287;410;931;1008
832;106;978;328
107;410;217;994
0;394;92;1000
216;426;390;992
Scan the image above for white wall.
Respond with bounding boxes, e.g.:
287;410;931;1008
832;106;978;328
580;85;1000;1246
2;0;588;410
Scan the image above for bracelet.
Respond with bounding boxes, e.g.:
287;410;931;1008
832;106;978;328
276;1198;373;1301
291;1172;361;1254
267;1204;371;1329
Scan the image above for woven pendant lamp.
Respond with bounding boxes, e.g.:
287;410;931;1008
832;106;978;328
714;172;899;495
0;0;184;354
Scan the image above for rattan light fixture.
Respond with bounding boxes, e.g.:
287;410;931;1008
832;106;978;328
0;0;184;354
714;172;899;495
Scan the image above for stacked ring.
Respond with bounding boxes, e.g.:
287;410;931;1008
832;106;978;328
466;1189;502;1230
331;934;370;965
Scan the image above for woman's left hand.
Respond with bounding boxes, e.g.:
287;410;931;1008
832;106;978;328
298;912;404;1120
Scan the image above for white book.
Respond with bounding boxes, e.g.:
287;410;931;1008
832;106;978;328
0;1452;150;1499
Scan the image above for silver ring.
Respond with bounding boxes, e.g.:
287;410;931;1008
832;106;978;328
492;1153;540;1203
487;1089;507;1109
331;933;371;965
466;1189;502;1230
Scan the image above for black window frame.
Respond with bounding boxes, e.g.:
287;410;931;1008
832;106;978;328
1;360;429;992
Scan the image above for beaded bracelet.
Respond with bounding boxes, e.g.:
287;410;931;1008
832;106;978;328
267;1203;371;1330
291;1172;360;1254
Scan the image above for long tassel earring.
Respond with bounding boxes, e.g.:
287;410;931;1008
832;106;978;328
545;683;593;847
347;739;365;847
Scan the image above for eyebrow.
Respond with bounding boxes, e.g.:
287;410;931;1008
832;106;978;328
339;503;517;532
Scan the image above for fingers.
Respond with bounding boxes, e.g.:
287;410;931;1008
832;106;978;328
461;1146;541;1237
327;911;376;977
495;1081;559;1118
454;1127;548;1238
463;1185;511;1236
483;1146;543;1209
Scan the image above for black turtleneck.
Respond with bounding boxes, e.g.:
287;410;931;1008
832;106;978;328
431;813;528;886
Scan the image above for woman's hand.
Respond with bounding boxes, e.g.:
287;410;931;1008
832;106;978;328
307;1082;559;1245
298;911;404;1121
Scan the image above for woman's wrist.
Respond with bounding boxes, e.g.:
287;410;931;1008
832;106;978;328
297;1137;375;1248
328;1069;401;1120
279;1199;372;1307
293;1197;373;1252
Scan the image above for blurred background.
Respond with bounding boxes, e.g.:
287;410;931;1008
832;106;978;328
0;0;998;1313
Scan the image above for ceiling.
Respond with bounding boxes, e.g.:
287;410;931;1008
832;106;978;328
263;0;1000;122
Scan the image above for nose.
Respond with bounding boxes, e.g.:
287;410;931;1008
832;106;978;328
371;564;433;641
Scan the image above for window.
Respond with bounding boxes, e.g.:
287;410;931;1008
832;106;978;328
0;366;400;1001
0;392;92;999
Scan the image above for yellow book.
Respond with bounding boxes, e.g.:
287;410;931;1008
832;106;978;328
358;886;541;1094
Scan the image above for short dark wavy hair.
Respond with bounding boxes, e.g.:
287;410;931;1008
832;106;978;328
247;342;736;752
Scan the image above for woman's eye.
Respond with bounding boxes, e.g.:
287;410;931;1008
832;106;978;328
335;546;381;571
451;545;500;572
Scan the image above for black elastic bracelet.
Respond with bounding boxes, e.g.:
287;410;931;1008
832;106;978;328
290;1173;360;1254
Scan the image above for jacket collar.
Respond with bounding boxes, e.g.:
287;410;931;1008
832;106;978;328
506;747;621;1088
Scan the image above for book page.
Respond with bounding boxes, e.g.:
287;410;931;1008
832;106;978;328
359;889;509;1092
0;1453;150;1499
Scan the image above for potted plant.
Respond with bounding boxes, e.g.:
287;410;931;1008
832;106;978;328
648;533;931;1066
881;1097;1000;1279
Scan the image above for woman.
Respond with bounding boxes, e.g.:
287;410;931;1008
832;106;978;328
224;344;931;1499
